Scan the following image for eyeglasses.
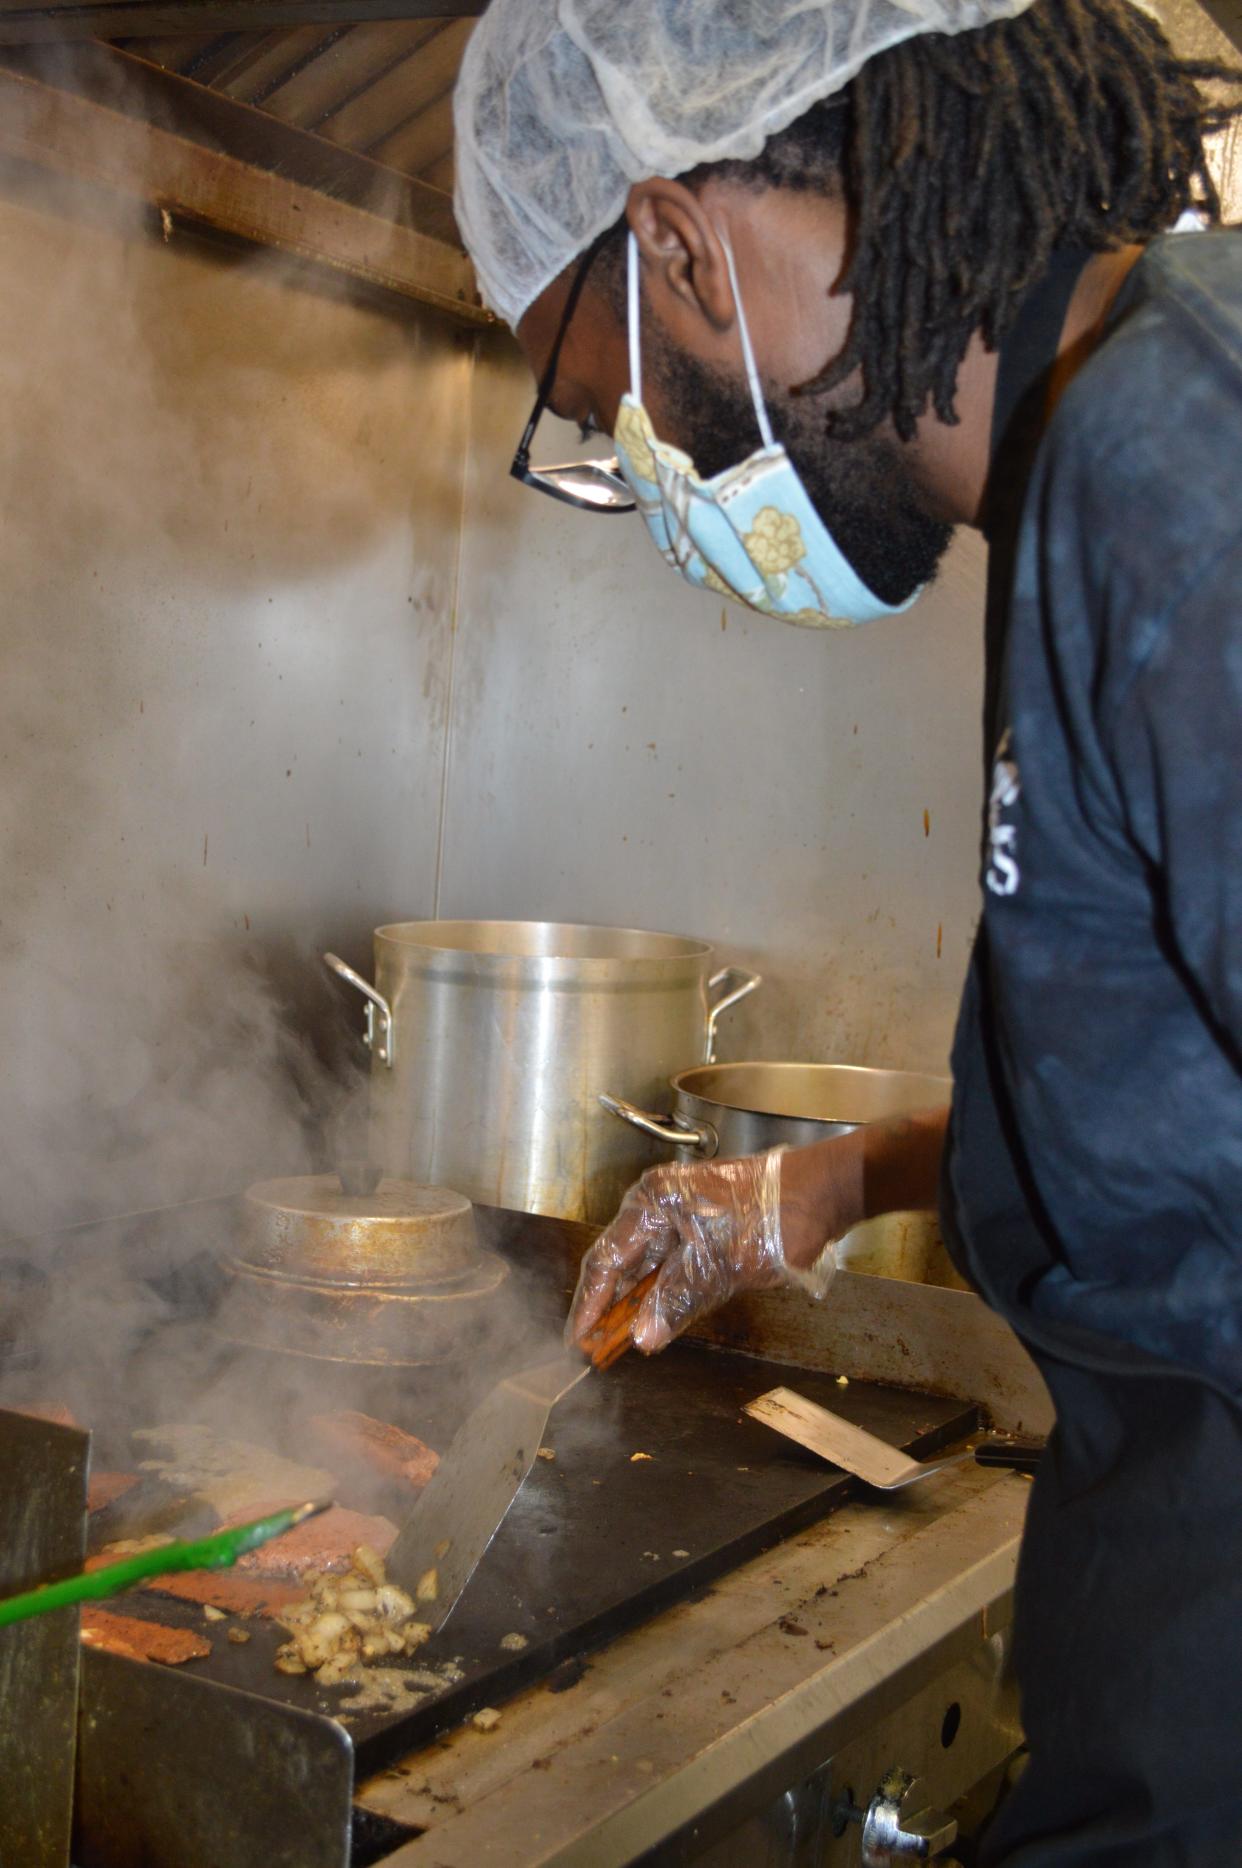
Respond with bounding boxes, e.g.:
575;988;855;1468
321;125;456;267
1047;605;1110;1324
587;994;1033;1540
510;232;635;515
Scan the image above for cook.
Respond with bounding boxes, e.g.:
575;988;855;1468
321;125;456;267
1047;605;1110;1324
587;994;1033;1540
452;3;1242;1862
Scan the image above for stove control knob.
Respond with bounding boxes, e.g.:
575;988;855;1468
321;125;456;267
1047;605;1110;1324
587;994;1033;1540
859;1767;958;1865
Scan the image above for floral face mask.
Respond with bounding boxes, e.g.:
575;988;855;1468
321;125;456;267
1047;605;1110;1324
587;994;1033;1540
612;232;921;629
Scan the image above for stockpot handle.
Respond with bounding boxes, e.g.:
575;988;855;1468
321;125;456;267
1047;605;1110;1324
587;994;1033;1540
323;952;394;1069
598;1092;719;1159
705;966;762;1064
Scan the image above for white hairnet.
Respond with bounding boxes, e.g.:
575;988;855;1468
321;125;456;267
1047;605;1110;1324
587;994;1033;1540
453;0;1040;328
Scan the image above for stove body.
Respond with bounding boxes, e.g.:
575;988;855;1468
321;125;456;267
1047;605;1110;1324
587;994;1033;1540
0;1196;1047;1868
354;1462;1027;1868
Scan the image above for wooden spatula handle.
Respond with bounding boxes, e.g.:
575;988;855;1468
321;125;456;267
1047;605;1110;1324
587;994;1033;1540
580;1268;660;1370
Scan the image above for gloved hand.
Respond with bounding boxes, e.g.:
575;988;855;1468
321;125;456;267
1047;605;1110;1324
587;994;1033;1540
568;1147;839;1356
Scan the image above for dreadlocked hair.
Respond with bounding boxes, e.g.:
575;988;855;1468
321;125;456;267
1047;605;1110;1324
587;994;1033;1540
610;0;1242;443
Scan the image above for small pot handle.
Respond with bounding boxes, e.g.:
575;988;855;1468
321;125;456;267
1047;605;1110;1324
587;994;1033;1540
323;952;394;1069
705;966;762;1063
598;1092;719;1159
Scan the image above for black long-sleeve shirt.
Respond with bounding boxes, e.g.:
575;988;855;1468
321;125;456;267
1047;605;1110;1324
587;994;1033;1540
943;228;1242;1400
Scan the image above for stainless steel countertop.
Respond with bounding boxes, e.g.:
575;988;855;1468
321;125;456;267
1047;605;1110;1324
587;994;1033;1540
357;1463;1028;1867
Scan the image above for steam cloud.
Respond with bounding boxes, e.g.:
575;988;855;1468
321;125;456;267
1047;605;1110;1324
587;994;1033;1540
0;87;541;1468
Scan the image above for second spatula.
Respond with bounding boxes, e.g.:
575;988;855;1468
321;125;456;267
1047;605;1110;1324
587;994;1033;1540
745;1386;1042;1489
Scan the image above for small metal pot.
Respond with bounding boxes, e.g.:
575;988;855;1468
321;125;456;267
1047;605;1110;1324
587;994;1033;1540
602;1062;960;1285
218;1175;510;1366
238;1175;481;1285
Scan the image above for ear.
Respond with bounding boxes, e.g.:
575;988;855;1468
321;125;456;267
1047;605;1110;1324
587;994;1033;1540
625;179;736;335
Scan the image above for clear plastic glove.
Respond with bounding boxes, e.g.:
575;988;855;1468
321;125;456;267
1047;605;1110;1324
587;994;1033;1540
568;1147;838;1356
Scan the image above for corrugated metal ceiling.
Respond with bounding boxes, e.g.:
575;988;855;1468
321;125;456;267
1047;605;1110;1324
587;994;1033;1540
114;15;472;194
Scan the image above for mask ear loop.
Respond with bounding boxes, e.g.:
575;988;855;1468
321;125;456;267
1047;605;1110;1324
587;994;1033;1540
627;231;643;402
630;227;772;450
718;232;775;452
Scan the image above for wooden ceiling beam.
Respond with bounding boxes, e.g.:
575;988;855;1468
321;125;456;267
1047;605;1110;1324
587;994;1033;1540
111;27;243;68
0;2;483;45
0;58;489;321
367;82;450;172
1;39;464;244
188;23;347;96
319;17;467;148
241;16;441;125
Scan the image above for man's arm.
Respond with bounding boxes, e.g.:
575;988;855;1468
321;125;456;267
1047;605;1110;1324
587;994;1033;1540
568;1104;951;1350
778;1104;950;1271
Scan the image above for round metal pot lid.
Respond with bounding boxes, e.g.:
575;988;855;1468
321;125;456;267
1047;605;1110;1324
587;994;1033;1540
239;1174;480;1287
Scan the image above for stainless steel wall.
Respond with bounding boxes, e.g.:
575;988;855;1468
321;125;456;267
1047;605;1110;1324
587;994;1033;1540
0;178;471;1232
439;345;988;1078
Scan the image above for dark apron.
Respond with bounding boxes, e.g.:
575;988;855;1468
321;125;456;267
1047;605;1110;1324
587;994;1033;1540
962;261;1242;1866
983;1362;1242;1865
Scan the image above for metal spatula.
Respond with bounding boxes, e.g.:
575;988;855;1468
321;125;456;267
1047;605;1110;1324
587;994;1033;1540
745;1386;1042;1490
386;1270;658;1624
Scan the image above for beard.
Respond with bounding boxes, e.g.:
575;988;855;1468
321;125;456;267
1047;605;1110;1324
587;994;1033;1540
649;343;952;608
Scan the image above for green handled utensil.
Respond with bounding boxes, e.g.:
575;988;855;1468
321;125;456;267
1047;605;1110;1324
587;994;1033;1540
0;1497;330;1627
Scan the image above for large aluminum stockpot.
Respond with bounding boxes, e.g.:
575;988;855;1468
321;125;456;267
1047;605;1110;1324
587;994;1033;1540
325;922;759;1225
602;1062;963;1286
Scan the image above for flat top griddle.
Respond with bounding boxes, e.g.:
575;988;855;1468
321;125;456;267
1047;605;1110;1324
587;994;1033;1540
126;1342;977;1774
1;1201;978;1775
